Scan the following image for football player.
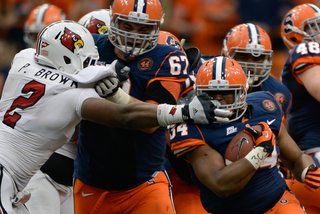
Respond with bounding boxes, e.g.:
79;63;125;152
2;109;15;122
281;3;320;214
0;20;228;214
72;0;223;213
169;56;320;214
23;4;76;214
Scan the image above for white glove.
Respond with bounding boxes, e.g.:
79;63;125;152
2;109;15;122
182;94;232;124
95;76;120;98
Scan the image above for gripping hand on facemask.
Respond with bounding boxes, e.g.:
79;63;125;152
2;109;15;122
244;122;275;156
182;94;232;124
95;76;120;98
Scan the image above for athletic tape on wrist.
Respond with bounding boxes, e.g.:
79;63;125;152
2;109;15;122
301;166;309;183
106;88;130;105
245;147;269;169
157;104;184;127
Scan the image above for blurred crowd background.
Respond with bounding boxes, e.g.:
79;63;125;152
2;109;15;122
0;0;319;94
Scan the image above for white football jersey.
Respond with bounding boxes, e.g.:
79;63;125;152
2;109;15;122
0;48;107;190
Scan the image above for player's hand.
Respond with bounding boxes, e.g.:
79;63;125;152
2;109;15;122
182;94;232;124
244;122;275;156
112;60;130;83
95;76;120;98
304;164;320;192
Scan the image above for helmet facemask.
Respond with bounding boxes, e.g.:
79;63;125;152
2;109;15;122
302;15;320;43
109;12;161;57
229;46;273;88
195;79;247;122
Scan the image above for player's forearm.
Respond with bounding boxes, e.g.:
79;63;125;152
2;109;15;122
288;153;315;183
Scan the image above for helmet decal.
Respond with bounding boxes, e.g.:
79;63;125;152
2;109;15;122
306;3;320;12
61;27;84;53
246;24;261;45
134;0;148;13
87;17;107;34
212;56;226;80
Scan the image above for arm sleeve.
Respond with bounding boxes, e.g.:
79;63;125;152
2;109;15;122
75;88;101;119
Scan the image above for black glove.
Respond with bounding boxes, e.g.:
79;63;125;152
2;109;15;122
182;94;232;124
244;122;275;155
114;60;130;83
95;76;120;98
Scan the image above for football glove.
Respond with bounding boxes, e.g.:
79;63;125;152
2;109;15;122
114;60;130;83
304;164;320;192
244;122;275;156
182;94;232;124
95;76;120;98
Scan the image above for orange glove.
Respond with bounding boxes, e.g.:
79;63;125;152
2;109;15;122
304;164;320;192
244;122;275;156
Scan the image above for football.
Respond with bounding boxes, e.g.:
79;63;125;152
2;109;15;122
224;125;262;165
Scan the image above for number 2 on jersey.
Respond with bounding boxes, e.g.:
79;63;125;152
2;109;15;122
3;80;45;128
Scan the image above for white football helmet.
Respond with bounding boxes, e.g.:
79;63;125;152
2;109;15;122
78;9;110;35
24;4;66;48
108;0;164;57
34;21;99;74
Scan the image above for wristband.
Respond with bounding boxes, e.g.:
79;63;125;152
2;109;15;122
301;166;309;183
245;147;269;169
157;104;184;127
106;88;130;105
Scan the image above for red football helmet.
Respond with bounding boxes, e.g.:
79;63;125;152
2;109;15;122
158;31;183;51
281;4;320;50
109;0;164;57
24;4;66;48
195;56;248;122
78;9;110;35
222;23;273;87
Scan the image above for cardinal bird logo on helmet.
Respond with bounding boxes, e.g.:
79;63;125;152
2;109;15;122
87;17;107;34
60;27;84;53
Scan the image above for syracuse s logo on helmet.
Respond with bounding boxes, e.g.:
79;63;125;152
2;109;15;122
60;27;84;53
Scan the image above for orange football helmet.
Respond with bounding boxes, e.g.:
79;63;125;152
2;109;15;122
78;9;110;35
281;4;320;50
109;0;164;57
158;31;183;51
195;56;248;122
221;23;273;87
24;4;66;48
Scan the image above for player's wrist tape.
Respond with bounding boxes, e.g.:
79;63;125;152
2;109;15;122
106;88;130;105
245;147;269;170
157;104;184;127
301;166;309;183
